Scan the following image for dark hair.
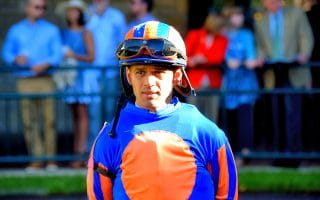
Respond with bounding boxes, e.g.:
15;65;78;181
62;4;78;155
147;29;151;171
66;8;85;26
142;0;153;12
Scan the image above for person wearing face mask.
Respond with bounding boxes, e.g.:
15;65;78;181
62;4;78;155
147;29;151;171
184;12;228;123
221;6;259;165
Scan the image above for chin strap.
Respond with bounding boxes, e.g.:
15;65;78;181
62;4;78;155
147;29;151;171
108;93;128;138
108;66;133;138
174;68;196;97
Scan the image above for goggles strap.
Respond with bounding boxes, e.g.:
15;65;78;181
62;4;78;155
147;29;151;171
174;68;196;97
108;93;128;138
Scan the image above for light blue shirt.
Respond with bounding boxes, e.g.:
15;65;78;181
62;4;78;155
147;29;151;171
2;19;63;77
223;29;259;109
127;13;157;31
86;6;126;78
269;9;284;62
225;29;256;62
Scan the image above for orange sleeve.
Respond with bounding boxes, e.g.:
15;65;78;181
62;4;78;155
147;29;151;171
86;125;114;200
209;143;238;200
215;145;229;199
87;154;113;200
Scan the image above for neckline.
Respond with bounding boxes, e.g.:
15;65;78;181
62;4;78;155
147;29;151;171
126;97;181;118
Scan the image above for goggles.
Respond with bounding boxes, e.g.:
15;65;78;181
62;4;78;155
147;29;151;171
116;39;186;61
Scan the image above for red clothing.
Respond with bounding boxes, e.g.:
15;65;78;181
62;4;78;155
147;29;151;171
185;28;228;89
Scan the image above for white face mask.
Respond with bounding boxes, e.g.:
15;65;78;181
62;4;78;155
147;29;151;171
230;14;244;28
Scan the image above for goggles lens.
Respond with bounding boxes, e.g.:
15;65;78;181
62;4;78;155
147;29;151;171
116;39;185;60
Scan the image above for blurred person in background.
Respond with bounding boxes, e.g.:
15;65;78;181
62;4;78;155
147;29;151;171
85;0;126;152
254;0;314;157
221;6;259;164
298;0;320;152
127;0;156;30
185;12;228;123
1;0;62;170
56;0;95;168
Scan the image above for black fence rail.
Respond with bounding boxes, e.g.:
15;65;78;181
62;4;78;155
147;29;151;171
1;64;320;164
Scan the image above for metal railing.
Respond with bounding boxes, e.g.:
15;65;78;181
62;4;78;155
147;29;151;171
0;63;320;163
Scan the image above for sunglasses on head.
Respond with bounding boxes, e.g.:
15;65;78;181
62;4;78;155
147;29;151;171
116;39;186;61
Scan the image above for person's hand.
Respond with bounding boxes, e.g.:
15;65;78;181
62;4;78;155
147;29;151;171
227;59;241;69
65;49;75;58
256;57;265;68
245;60;257;69
297;54;308;65
31;63;49;75
189;55;207;67
305;81;312;89
14;55;28;65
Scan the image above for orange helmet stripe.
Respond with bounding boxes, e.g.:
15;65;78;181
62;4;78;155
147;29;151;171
143;21;159;39
125;29;134;40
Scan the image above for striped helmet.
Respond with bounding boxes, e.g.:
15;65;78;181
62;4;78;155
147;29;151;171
116;21;187;67
116;21;195;97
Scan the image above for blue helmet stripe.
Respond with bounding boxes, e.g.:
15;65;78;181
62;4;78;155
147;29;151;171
156;22;170;39
133;23;146;38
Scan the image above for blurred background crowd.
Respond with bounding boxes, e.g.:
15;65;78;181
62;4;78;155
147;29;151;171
0;0;320;170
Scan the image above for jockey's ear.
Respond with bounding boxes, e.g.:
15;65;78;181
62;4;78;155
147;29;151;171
173;67;183;86
125;67;132;85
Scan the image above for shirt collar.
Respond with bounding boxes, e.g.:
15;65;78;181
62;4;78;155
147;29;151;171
127;96;181;117
24;18;44;26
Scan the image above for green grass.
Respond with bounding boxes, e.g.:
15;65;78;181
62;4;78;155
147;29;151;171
0;175;86;195
239;168;320;193
0;168;319;195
